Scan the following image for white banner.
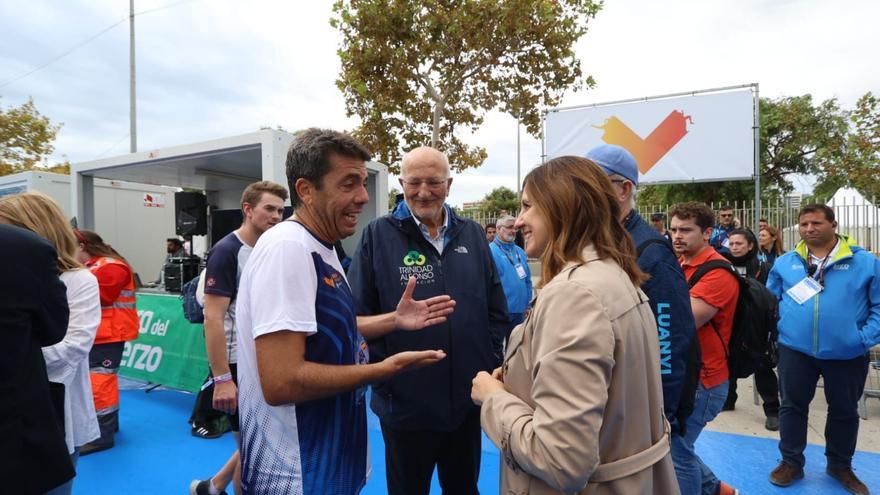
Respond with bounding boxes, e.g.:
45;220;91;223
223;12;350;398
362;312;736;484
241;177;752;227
544;88;755;184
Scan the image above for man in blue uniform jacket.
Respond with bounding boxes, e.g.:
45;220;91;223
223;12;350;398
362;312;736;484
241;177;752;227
586;144;700;437
348;146;509;495
767;203;880;495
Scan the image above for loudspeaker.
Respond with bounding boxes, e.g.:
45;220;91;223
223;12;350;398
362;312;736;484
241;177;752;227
209;206;295;247
210;208;243;247
175;192;207;236
163;257;200;293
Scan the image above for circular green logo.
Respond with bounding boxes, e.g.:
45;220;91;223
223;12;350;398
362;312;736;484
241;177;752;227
403;250;426;266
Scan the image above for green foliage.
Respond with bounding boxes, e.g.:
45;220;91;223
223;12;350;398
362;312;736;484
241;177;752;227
638;93;873;206
332;0;601;174
480;186;519;215
1;97;65;176
388;186;401;211
825;92;880;198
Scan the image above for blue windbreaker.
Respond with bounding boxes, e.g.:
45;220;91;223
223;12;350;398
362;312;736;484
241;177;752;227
626;212;697;430
347;202;509;431
767;236;880;359
709;223;732;254
489;238;532;315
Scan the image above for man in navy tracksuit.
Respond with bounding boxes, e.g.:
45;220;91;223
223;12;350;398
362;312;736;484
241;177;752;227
586;145;699;438
348;146;508;495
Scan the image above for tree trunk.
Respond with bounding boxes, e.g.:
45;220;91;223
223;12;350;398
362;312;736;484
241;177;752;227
432;102;441;148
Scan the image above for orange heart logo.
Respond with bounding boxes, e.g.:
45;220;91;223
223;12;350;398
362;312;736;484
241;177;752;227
594;111;693;173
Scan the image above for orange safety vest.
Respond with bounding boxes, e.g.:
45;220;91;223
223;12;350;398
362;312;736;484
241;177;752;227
89;257;140;344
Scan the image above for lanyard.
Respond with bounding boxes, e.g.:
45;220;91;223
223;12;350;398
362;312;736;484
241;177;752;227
494;239;522;268
807;239;837;285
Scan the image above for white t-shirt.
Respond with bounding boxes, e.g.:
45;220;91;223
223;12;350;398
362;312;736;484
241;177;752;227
43;268;102;453
236;221;368;494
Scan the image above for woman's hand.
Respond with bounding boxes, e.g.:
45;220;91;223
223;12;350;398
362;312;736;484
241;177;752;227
491;366;503;381
471;370;505;406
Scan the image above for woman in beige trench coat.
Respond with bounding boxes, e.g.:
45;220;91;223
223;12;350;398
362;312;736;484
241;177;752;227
472;156;680;495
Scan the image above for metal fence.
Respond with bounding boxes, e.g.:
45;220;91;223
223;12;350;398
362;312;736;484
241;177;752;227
460;194;880;253
636;196;880;253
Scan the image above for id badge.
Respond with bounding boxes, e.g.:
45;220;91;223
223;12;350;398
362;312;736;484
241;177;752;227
515;263;527;279
787;277;823;305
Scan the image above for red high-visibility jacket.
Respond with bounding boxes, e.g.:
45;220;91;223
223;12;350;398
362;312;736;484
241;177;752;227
87;256;139;344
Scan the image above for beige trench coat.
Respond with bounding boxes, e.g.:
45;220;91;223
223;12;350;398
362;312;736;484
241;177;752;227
481;246;680;495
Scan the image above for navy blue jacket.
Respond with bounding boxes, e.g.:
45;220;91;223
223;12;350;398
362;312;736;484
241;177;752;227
626;212;698;431
348;202;509;431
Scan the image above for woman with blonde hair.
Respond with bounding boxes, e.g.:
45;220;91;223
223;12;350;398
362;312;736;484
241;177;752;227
758;225;784;265
471;156;679;494
0;192;101;495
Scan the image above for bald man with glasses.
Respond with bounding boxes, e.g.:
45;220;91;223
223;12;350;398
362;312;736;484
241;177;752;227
348;146;509;495
490;215;532;339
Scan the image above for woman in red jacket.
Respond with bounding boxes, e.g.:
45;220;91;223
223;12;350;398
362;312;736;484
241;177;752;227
74;229;139;455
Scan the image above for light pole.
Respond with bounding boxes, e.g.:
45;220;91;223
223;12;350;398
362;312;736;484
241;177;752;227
516;116;521;195
129;0;137;153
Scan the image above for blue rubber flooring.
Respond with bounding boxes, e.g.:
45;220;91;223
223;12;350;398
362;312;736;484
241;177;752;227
73;389;879;494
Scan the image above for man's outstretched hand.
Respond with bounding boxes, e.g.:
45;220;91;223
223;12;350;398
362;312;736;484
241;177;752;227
395;276;456;330
383;350;447;375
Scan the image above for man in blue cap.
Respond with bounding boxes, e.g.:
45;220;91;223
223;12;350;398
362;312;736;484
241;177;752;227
585;144;718;494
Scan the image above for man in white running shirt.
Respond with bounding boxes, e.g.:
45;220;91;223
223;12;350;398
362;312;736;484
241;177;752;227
236;128;453;494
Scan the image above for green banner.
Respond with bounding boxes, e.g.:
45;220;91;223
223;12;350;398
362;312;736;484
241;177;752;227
119;292;209;393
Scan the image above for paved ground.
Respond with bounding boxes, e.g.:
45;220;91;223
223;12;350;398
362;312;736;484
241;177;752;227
709;375;880;453
529;259;880;454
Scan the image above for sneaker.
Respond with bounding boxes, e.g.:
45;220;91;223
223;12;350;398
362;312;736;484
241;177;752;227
722;402;735;411
189;479;228;495
769;462;804;487
826;466;869;495
765;415;780;431
718;481;740;495
191;424;223;439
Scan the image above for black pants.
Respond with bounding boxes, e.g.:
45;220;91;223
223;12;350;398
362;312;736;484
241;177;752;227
777;345;870;469
380;409;482;495
725;354;780;417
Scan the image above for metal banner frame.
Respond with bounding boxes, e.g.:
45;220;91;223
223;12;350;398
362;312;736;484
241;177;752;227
541;83;761;230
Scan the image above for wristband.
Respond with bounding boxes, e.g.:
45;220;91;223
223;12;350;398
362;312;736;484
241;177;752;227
213;372;233;384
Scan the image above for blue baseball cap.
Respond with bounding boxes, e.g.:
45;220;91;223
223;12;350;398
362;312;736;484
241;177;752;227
585;144;639;185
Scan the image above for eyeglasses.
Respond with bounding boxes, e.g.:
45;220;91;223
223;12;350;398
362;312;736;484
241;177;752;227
499;224;515;230
400;178;448;189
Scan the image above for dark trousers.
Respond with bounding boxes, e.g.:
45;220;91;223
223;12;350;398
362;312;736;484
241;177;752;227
725;355;780;417
380;409;482;495
777;345;870;469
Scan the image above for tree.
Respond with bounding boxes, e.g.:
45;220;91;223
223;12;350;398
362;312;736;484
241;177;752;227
0;97;64;176
817;92;880;198
388;186;402;211
332;0;601;174
638;94;850;206
480;186;519;216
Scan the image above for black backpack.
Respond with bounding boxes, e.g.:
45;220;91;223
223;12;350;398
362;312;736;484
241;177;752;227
687;260;778;379
180;273;204;324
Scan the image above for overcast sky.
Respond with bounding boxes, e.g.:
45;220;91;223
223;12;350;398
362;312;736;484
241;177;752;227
2;0;878;206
